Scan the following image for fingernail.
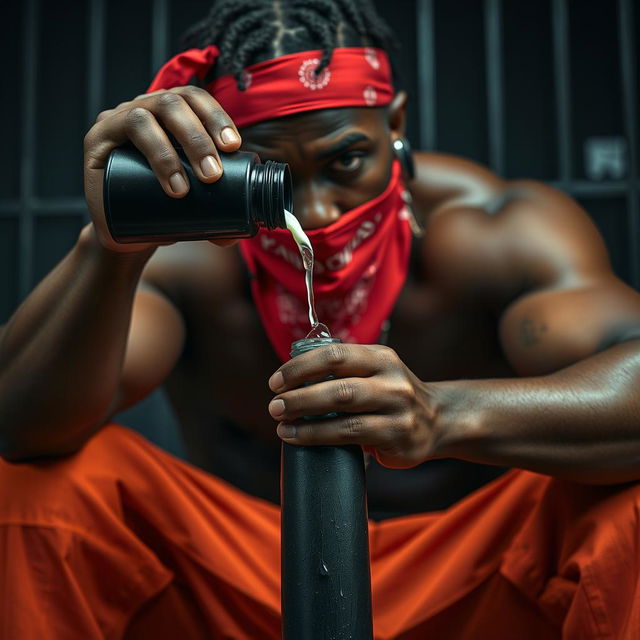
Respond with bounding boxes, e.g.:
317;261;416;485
269;398;285;418
169;172;188;194
278;423;297;440
221;127;240;145
200;155;220;178
269;371;284;392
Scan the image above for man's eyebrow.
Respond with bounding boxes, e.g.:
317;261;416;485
314;132;370;161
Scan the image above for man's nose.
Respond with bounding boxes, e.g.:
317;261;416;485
293;183;341;230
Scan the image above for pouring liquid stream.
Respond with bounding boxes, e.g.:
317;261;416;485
284;210;331;339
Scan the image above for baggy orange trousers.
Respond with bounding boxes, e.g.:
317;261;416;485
1;424;639;639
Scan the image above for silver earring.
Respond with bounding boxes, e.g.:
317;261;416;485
392;138;423;237
392;137;415;181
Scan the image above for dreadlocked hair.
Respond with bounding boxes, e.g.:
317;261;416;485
180;0;398;90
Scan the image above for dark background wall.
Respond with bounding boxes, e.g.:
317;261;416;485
1;0;639;452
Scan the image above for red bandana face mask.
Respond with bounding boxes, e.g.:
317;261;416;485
240;160;413;361
147;45;412;361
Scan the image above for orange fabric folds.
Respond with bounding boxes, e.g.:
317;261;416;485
1;424;639;639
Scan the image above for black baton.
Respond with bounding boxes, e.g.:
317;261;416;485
281;337;373;640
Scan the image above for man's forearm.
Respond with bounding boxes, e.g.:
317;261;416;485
0;224;154;459
431;338;640;484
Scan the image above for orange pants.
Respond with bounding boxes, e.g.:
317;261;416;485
1;423;639;639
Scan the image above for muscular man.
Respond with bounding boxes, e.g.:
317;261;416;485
2;1;640;638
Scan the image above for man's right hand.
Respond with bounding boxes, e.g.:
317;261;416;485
83;86;243;253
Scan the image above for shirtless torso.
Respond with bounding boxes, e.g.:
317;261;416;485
137;149;571;516
3;88;639;498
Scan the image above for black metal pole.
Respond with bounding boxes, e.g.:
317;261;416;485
281;339;373;640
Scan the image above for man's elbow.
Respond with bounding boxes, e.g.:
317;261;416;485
0;418;104;464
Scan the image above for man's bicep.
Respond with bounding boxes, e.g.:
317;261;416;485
111;284;186;415
499;276;640;376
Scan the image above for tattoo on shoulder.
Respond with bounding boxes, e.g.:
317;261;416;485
520;317;548;347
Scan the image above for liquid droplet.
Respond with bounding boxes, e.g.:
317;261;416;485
320;561;329;576
306;322;331;340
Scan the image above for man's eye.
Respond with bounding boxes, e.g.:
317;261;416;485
330;152;365;173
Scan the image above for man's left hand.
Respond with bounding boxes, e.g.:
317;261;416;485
268;342;439;468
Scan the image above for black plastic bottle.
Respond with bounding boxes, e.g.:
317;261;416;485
281;336;373;640
103;145;292;243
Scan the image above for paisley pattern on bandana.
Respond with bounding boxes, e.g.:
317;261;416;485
146;46;394;128
239;161;412;362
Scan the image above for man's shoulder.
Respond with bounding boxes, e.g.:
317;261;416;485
410;151;506;217
411;153;610;308
140;241;246;308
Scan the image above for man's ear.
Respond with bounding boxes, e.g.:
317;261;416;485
387;91;408;138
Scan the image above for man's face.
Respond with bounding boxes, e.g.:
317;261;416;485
240;107;395;230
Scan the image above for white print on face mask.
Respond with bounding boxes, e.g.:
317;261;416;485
260;235;305;270
275;269;377;336
321;213;382;271
275;285;309;327
317;274;375;323
261;212;383;272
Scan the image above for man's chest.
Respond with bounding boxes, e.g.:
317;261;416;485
170;273;513;435
163;269;514;511
387;278;514;381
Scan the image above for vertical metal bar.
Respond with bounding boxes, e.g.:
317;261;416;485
87;0;106;128
618;0;640;289
84;0;106;225
552;0;572;181
151;0;170;77
484;0;505;175
19;0;38;299
416;0;437;151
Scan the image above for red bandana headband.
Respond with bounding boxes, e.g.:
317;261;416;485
147;45;394;127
